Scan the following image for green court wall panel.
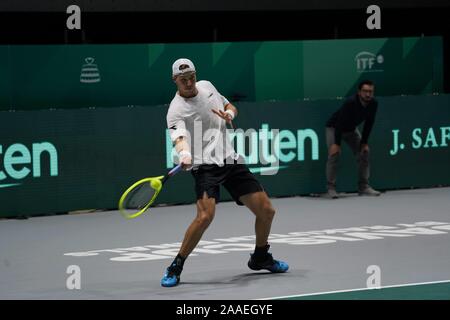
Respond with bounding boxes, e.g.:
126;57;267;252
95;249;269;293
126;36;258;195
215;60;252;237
0;94;449;218
0;36;443;111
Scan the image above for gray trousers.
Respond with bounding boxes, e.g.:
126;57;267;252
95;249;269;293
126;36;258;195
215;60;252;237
326;127;370;190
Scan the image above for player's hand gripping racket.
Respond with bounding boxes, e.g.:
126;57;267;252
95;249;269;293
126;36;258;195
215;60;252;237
118;164;182;219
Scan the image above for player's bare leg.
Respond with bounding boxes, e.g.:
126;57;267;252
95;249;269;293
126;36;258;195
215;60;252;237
179;193;216;257
239;191;275;247
239;191;289;273
161;193;215;287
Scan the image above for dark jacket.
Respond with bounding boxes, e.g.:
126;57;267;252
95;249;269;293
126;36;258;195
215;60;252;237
326;94;378;146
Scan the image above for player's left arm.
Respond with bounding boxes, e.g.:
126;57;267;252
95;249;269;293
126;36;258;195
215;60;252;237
224;103;238;119
211;88;237;124
212;102;237;123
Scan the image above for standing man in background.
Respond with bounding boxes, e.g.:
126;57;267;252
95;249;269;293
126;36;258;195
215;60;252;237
325;80;381;199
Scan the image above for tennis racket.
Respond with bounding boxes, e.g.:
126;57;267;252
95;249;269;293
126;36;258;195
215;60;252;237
118;164;182;219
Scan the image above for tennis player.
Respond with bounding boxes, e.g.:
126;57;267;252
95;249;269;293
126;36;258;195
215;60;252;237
161;58;288;287
325;80;381;199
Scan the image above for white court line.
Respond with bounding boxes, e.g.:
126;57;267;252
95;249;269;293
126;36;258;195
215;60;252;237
257;279;450;300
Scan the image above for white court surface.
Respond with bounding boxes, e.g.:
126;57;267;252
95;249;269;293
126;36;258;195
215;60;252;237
0;187;449;299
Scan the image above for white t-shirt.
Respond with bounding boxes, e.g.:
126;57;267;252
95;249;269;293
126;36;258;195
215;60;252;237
167;80;237;167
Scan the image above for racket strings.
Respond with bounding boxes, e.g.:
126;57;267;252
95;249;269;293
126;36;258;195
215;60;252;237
124;182;156;213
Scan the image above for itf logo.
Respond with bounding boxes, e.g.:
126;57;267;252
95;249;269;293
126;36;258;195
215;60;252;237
80;57;101;83
355;51;384;73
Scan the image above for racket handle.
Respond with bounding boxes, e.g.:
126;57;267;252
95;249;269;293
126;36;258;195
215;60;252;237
168;163;182;176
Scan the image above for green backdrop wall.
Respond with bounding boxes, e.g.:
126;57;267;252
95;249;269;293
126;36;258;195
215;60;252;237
0;36;443;111
1;94;449;218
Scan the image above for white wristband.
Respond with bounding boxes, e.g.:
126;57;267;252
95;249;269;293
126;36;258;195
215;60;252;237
178;150;192;170
179;150;191;158
225;109;235;120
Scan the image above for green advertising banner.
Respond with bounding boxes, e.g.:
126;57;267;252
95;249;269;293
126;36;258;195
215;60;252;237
1;95;449;218
0;36;443;111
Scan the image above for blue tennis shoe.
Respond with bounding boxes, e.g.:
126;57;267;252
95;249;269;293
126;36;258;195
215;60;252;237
161;271;180;287
248;252;289;273
161;264;182;287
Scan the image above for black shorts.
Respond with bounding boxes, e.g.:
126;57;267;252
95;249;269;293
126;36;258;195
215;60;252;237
191;161;264;206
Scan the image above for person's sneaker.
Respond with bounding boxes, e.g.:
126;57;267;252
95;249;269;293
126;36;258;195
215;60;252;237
161;264;182;287
358;186;381;196
248;252;289;273
327;188;339;199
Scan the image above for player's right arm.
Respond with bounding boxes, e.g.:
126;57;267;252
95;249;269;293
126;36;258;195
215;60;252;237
167;105;192;170
174;137;192;169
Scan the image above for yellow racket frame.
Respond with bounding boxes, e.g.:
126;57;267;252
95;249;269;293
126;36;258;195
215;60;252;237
118;175;164;219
